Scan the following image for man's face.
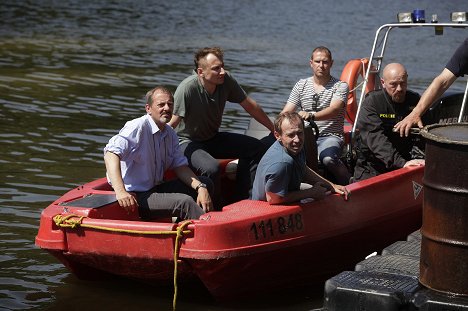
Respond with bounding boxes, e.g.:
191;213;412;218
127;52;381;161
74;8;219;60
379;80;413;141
310;51;333;79
146;91;173;128
275;118;304;156
382;71;408;103
198;53;225;85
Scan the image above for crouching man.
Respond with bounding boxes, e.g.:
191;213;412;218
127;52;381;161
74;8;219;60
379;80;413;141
251;112;348;204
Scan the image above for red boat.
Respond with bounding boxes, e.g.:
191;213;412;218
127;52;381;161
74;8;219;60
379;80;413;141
36;22;468;302
35;163;424;300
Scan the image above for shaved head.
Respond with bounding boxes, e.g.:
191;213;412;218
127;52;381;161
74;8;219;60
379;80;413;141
382;63;407;81
381;63;408;103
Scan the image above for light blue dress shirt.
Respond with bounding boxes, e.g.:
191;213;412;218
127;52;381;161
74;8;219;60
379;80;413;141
104;114;188;192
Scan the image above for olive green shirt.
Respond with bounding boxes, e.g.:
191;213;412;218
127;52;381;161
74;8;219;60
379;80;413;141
173;71;247;142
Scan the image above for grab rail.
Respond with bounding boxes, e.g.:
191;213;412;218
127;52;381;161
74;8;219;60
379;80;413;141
352;22;468;135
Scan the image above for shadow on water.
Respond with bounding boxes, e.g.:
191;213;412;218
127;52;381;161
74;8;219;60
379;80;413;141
41;273;324;311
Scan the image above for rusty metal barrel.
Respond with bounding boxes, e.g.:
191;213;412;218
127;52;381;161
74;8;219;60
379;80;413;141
419;123;468;296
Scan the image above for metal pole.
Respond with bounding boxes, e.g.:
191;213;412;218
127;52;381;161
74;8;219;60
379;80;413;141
457;78;468;123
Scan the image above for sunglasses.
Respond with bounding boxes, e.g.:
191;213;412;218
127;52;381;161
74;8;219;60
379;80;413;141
312;94;320;111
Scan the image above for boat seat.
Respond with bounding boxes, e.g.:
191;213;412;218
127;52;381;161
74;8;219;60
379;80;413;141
60;193;117;209
245;117;273;140
59;192;141;221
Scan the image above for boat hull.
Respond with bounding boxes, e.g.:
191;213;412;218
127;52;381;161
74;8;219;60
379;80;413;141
35;166;424;300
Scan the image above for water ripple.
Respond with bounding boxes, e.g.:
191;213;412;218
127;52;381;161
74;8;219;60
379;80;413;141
1;0;467;310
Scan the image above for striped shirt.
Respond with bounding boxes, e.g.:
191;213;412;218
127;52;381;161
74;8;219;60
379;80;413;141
287;76;348;137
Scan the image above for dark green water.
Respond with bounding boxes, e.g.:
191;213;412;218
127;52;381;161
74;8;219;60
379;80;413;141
0;1;466;310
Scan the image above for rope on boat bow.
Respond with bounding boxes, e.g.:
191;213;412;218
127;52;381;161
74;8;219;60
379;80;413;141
53;214;193;311
348;59;369;93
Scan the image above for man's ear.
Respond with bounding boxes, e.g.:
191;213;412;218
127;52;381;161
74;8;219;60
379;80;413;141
196;67;204;77
274;131;281;141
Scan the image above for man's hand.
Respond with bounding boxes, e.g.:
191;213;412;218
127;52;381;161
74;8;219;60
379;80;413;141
404;159;425;168
196;188;213;213
315;181;349;201
332;184;349;201
394;112;424;137
297;110;309;121
115;190;138;213
305;182;330;200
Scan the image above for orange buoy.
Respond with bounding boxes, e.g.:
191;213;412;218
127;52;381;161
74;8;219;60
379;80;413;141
340;58;376;124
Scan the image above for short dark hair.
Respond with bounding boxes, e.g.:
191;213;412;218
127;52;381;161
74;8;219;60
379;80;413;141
274;111;304;135
194;47;224;70
145;86;173;107
311;46;332;60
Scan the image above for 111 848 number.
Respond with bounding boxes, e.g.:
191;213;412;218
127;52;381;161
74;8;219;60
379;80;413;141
249;213;303;240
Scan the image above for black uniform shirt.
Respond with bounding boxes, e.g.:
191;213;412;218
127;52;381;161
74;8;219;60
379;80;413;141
353;89;420;181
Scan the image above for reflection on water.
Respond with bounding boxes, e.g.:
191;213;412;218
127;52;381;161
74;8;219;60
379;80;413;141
1;0;467;309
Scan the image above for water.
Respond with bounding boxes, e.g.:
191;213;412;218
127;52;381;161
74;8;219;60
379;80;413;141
0;0;466;310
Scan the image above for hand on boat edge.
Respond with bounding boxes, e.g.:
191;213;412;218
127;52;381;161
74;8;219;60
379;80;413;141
333;184;349;201
394;112;424;137
403;159;425;168
115;190;138;214
197;187;213;212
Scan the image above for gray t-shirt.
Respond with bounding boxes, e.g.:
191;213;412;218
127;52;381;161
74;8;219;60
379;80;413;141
173;70;247;142
251;140;305;201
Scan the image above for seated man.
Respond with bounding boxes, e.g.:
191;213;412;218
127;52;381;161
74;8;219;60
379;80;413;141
104;86;213;221
282;46;350;185
353;63;425;182
169;47;274;206
251;112;348;204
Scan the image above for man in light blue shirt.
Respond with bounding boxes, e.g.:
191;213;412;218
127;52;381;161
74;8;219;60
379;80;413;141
104;86;213;220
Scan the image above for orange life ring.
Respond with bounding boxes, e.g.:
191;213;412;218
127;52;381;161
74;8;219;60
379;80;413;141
340;58;376;124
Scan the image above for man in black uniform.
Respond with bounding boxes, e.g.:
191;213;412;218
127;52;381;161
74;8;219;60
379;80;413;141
353;63;425;182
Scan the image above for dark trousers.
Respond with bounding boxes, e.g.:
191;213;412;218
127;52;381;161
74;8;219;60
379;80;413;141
180;132;268;208
304;126;318;171
135;176;213;220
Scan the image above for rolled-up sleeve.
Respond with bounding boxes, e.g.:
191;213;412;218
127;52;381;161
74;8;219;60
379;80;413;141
334;80;349;104
104;121;140;160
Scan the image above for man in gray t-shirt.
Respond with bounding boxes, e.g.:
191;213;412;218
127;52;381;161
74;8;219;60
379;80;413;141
169;47;274;207
252;112;348;204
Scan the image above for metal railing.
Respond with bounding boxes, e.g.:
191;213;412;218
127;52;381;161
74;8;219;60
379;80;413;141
352;22;468;134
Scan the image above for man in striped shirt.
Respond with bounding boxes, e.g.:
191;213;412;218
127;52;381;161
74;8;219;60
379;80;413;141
282;46;351;185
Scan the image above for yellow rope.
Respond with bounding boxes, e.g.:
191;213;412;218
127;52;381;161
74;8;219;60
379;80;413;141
53;214;191;235
53;214;193;311
172;220;192;311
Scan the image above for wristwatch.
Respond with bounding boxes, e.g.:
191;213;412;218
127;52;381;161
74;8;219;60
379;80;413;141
195;182;207;191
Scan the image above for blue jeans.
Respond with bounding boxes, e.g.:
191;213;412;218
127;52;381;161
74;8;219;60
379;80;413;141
180;132;268;208
317;135;350;185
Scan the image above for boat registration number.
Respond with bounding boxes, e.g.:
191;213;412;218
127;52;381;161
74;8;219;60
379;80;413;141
249;213;303;240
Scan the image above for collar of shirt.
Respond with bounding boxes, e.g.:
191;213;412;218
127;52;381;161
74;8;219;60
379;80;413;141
146;114;165;135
